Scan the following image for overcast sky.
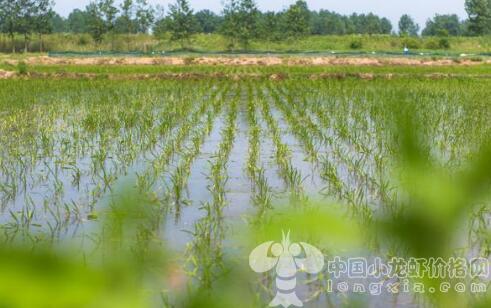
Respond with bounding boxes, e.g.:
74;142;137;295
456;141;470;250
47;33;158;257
54;0;467;29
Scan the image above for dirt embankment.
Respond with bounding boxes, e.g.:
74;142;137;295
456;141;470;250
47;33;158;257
0;70;16;79
5;56;491;66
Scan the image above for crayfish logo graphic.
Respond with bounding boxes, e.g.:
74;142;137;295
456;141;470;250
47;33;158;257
249;231;325;307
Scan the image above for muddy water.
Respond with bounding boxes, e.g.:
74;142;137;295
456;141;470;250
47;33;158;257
223;104;253;219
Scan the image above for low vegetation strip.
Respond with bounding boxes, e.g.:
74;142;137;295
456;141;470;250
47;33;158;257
1;69;491;81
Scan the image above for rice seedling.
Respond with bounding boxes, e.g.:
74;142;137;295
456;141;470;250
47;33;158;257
257;88;305;197
245;84;273;220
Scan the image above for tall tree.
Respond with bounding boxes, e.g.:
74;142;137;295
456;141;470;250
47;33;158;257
167;0;196;48
152;5;168;38
284;0;311;38
99;0;119;50
258;11;284;40
120;0;135;32
237;0;258;49
34;0;55;52
67;9;90;33
399;14;420;36
135;0;155;33
422;14;464;36
17;0;38;53
195;10;222;34
222;0;259;49
0;0;21;53
221;0;241;48
365;13;382;35
465;0;491;35
50;12;68;33
86;2;106;45
380;17;393;34
310;10;347;35
119;0;134;49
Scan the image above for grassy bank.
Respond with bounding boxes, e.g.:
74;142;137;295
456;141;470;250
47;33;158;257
0;33;490;54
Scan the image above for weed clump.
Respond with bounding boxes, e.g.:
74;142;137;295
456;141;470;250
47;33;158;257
349;39;363;50
425;38;451;50
17;61;28;75
402;37;421;49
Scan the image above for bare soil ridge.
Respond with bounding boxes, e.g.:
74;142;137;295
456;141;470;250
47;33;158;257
6;56;491;66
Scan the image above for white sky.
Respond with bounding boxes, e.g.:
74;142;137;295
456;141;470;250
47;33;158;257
55;0;467;29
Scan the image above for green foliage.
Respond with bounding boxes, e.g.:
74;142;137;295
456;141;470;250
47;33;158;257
86;2;106;44
422;14;464;36
256;11;285;41
465;0;491;35
399;14;420;36
424;37;451;50
16;61;28;74
167;0;196;48
0;0;21;52
402;37;421;49
0;32;488;53
82;0;120;48
195;10;222;34
438;37;451;49
310;10;347;35
67;9;90;33
134;0;154;34
221;0;259;50
100;0;119;50
0;0;55;52
425;38;440;49
117;0;135;36
77;34;90;45
284;0;311;38
50;12;68;33
2;0;491;56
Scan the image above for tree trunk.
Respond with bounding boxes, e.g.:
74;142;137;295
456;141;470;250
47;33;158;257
11;34;15;54
111;32;115;51
127;32;130;51
24;34;28;53
39;34;43;53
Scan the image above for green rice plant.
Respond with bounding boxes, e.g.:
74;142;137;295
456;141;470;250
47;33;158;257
207;95;238;209
244;84;275;223
257;88;304;196
246;86;260;180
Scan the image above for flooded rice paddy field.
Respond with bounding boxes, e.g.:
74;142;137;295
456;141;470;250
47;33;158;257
1;76;490;307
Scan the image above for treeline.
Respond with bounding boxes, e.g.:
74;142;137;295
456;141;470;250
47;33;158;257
1;0;491;52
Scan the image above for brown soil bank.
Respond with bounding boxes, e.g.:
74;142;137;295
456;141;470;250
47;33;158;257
9;56;491;66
